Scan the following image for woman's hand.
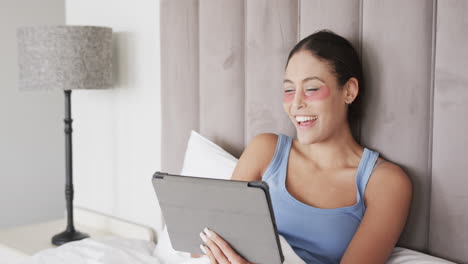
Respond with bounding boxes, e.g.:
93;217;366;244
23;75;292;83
199;228;252;264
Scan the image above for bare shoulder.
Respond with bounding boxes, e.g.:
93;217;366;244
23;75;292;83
341;160;413;263
230;133;278;182
248;133;278;156
365;160;413;205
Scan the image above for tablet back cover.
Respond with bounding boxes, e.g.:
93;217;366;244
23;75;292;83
152;172;284;264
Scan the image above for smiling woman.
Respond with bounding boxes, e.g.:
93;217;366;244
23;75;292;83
200;30;413;264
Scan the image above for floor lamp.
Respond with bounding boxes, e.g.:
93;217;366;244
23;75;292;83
17;26;113;246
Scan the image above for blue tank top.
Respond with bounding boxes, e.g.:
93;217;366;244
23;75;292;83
262;134;380;264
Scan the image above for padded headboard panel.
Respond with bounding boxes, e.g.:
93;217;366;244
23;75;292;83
160;1;468;262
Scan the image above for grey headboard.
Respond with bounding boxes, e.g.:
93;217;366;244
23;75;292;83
160;1;468;263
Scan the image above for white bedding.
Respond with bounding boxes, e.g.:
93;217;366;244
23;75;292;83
13;237;157;264
0;244;27;264
10;235;302;264
5;235;455;264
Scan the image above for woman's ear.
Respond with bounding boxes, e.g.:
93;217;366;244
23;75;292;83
344;77;359;104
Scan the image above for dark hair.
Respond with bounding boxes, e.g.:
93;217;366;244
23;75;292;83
286;29;364;125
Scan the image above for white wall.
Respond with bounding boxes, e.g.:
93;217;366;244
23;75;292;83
0;0;65;228
65;0;162;233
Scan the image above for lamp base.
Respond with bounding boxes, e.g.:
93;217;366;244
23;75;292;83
51;229;89;246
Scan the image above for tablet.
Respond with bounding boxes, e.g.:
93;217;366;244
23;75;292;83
152;171;284;264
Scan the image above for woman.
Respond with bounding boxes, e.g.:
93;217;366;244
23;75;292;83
197;30;412;264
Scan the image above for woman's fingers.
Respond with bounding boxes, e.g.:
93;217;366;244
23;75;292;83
201;244;218;264
202;228;248;264
200;231;230;264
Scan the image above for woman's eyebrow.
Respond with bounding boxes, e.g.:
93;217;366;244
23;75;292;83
302;76;324;83
283;76;324;84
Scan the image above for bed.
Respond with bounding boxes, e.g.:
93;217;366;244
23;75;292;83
1;131;458;264
3;0;467;263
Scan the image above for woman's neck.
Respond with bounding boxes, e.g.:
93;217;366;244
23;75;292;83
294;122;363;170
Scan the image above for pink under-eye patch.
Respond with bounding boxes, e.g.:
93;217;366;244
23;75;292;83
283;85;330;102
304;85;330;100
283;90;295;102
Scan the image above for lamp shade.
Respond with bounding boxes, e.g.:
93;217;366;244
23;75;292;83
17;25;113;90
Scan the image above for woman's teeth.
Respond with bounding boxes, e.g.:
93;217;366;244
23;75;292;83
295;116;318;122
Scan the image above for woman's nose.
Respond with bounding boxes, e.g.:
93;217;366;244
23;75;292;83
292;91;306;109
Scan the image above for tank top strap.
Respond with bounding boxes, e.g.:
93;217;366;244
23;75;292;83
278;134;293;166
357;148;380;198
261;133;292;182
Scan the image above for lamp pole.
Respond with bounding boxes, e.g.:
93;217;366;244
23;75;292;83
51;90;89;246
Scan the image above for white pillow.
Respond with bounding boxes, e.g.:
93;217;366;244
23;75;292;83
153;130;239;263
386;247;456;264
180;130;238;179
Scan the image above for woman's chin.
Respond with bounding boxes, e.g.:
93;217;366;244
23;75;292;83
296;132;317;145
